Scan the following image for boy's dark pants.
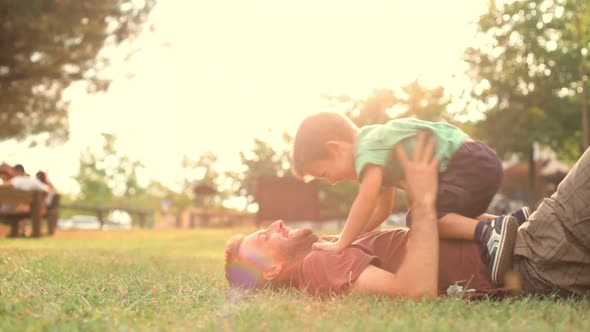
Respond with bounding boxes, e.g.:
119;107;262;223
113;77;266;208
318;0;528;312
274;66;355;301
406;140;503;226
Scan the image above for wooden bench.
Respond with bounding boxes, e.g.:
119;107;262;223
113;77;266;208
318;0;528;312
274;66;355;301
0;186;60;237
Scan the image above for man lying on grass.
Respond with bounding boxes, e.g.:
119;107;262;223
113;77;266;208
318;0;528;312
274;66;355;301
225;134;590;299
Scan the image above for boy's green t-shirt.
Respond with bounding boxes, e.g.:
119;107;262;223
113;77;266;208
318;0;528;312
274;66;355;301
354;118;468;187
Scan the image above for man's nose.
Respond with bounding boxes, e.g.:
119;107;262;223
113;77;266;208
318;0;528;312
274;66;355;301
268;220;284;231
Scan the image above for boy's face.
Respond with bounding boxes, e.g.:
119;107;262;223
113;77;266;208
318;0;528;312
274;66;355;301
303;141;356;184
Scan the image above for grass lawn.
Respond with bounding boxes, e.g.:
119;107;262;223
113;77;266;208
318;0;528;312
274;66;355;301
1;228;589;332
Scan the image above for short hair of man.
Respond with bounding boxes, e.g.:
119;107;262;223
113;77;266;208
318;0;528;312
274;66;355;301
224;234;265;290
36;171;47;183
13;164;25;174
291;112;358;180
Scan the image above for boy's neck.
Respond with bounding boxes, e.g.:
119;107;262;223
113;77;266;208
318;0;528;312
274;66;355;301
344;139;359;181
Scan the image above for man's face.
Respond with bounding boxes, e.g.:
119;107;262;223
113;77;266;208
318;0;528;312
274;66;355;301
239;220;318;271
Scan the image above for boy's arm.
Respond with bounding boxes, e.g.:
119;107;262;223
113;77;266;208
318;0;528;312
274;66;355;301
313;164;383;253
362;188;395;233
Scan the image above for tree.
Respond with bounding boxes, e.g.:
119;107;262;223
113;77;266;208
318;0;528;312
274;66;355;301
464;0;589;203
325;81;452;126
572;0;590;148
231;136;292;210
181;151;225;208
396;81;451;122
325;89;398;126
0;0;155;143
73;133;145;206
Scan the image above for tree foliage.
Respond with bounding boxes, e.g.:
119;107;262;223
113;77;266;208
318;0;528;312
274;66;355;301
73;133;145;205
231;136;292;210
464;0;590;203
325;81;453;127
180;151;226;209
0;0;155;143
465;0;589;161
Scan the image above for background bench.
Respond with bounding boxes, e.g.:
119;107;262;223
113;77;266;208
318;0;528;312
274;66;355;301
0;186;60;237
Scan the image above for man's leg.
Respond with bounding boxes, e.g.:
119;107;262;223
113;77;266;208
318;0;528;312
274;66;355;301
551;150;590;248
514;148;590;295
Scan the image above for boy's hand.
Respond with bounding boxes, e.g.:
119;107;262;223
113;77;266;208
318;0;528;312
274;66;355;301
312;239;347;253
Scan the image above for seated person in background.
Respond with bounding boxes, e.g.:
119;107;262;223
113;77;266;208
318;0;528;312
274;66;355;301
10;164;49;192
12;164;25;176
0;164;50;237
1;163;49;216
0;164;14;186
0;164;17;212
36;171;56;207
35;171;54;190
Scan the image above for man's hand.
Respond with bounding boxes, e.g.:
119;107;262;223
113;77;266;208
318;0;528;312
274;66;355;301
366;131;440;300
395;132;439;206
312;239;346;253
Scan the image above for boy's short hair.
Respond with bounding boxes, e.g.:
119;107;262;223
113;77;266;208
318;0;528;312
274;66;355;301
291;112;357;181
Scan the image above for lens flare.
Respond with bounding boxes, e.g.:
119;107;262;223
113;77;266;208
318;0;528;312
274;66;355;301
227;250;269;289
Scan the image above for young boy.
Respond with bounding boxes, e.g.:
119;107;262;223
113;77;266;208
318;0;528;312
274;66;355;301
291;112;530;285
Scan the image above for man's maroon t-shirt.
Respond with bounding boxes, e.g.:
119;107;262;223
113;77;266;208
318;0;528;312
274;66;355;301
300;228;497;296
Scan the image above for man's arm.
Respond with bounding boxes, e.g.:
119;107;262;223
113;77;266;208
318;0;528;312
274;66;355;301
362;188;395;233
313;164;383;252
350;133;440;300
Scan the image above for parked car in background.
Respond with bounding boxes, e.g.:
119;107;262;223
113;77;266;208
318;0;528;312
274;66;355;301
58;215;101;230
106;210;132;230
103;219;132;230
58;214;132;231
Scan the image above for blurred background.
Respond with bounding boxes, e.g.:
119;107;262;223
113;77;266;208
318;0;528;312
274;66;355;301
1;0;586;233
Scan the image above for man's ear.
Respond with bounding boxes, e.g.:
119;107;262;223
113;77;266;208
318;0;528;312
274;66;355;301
262;263;283;281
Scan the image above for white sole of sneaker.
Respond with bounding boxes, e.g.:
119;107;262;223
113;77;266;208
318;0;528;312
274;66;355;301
523;207;531;221
491;216;518;284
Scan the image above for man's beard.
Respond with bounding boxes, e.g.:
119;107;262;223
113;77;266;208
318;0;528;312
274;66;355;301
279;228;318;261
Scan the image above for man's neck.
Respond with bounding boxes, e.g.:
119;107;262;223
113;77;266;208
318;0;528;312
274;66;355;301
273;246;315;289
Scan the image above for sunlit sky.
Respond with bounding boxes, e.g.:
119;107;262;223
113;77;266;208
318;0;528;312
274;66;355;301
1;0;488;195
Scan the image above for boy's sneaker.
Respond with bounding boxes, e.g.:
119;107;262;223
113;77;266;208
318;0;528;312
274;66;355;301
511;206;531;225
483;215;518;285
